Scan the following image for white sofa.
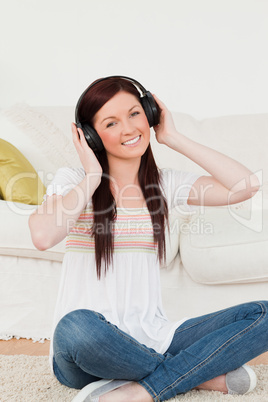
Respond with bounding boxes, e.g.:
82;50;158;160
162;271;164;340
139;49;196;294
0;103;268;341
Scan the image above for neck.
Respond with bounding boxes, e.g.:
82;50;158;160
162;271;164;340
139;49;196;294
108;157;141;187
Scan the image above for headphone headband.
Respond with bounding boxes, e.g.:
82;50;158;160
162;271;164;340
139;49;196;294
75;75;149;125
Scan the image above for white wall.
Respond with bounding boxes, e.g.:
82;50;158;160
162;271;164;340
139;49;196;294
0;0;267;118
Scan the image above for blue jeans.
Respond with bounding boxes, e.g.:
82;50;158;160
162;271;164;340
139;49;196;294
53;301;268;401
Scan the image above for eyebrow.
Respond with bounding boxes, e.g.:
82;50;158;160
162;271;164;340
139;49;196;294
100;104;141;124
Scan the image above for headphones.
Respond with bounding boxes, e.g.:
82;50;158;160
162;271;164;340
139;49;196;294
75;76;160;154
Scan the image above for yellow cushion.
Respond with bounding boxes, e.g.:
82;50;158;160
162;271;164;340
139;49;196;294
0;139;46;204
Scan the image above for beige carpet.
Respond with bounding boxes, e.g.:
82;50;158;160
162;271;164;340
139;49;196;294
0;355;268;402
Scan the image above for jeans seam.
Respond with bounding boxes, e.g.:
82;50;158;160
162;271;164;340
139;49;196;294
139;379;160;402
54;350;72;362
53;356;75;388
157;301;267;399
62;309;164;363
174;310;228;334
104;317;164;363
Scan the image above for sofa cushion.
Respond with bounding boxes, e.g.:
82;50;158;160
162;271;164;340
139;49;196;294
0;111;53;184
180;196;268;285
0;104;80;185
0;200;65;261
0;139;46;204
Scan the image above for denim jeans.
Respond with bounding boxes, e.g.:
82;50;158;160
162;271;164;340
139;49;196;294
53;301;268;401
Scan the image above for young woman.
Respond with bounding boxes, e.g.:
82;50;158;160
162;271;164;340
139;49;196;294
29;76;268;402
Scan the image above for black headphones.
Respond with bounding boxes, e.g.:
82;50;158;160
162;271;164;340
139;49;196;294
75;76;160;154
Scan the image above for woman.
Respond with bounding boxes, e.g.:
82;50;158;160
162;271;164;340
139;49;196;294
29;76;268;402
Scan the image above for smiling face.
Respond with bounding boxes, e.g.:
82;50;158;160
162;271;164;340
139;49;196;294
93;91;151;164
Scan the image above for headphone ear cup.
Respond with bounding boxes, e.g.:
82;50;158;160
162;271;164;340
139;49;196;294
81;124;104;154
141;91;160;127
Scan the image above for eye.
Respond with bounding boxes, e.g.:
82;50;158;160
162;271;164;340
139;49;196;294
106;121;116;128
130;111;140;118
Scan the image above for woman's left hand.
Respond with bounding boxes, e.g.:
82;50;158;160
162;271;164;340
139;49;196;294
152;94;179;147
152;97;260;207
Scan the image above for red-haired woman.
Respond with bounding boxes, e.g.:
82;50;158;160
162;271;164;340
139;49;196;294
29;77;268;402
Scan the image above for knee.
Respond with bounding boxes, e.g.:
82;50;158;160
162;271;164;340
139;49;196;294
257;300;268;318
247;301;268;324
252;300;268;314
53;309;103;351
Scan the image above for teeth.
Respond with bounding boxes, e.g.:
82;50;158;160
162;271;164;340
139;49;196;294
122;136;140;145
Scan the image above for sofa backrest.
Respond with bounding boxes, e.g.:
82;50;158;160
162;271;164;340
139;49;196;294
1;103;267;187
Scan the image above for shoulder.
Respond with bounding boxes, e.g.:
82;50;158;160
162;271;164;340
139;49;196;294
159;168;199;186
159;168;201;209
53;167;86;182
46;167;86;198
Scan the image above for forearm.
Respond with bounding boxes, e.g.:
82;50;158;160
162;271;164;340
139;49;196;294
29;174;100;250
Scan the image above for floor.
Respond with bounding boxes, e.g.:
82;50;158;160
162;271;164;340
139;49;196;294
0;339;50;356
0;339;268;365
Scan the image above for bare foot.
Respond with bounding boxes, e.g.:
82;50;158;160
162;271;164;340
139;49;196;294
100;375;227;401
100;382;153;402
195;374;228;393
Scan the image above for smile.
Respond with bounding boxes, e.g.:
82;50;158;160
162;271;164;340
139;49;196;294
122;135;141;146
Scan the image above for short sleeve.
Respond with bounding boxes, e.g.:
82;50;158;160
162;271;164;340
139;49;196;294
160;168;200;212
44;167;86;201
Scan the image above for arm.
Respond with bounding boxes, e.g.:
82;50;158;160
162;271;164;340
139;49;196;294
28;124;102;250
153;95;260;207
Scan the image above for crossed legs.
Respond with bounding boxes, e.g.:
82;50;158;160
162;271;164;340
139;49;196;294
53;301;268;401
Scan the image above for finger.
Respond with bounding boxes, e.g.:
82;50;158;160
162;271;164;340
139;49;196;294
71;123;82;151
77;128;97;156
152;94;167;110
71;122;80;139
77;128;88;147
71;122;78;133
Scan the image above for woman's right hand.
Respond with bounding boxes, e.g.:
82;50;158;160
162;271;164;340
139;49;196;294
29;124;103;251
71;123;103;180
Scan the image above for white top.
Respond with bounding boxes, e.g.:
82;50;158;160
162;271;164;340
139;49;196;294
47;167;200;369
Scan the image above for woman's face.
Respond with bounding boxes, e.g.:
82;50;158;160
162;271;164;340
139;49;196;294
93;91;151;162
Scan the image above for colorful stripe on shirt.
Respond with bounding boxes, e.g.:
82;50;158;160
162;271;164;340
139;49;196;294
65;207;157;254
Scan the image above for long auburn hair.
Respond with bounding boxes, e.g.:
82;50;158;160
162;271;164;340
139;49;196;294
77;77;169;278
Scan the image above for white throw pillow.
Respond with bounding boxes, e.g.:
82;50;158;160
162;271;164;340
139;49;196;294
0;200;65;260
0;103;80;185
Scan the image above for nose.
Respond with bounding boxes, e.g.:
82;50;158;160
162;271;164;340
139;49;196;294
121;118;135;135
